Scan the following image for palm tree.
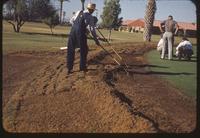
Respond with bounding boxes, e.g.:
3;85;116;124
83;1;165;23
80;0;85;10
58;0;69;24
143;0;156;42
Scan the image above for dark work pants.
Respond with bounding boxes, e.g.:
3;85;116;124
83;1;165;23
67;26;88;71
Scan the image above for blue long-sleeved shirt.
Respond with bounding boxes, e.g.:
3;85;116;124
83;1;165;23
70;10;99;42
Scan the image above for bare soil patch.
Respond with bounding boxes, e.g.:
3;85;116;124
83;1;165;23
3;43;196;133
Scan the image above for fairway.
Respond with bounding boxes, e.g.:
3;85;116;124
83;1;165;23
3;21;196;53
146;47;197;97
3;21;71;53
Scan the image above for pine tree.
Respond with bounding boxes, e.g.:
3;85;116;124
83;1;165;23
101;0;122;29
143;0;156;42
101;0;122;41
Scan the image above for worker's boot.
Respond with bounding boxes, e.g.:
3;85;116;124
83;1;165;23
67;70;73;75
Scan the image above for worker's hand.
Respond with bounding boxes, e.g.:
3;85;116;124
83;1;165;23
86;29;90;35
103;38;108;42
95;40;101;46
98;37;106;42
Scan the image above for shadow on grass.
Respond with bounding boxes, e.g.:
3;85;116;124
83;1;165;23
89;61;169;69
171;59;197;62
87;36;114;41
191;56;197;59
128;70;194;76
128;64;169;68
89;57;194;76
148;71;194;75
21;32;70;38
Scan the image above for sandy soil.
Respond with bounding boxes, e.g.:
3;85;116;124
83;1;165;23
2;43;196;133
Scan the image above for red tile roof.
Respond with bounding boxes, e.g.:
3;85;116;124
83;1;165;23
122;19;135;25
153;20;162;27
177;22;196;30
127;19;145;27
122;19;196;30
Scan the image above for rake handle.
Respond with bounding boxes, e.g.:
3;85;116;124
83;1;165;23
96;28;123;60
89;31;129;74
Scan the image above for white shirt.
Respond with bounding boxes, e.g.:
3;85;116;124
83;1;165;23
176;40;192;50
157;38;164;51
175;40;192;56
69;10;82;25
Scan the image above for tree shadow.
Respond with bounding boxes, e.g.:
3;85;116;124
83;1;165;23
149;71;194;75
191;55;197;59
128;64;169;69
128;70;194;76
21;32;70;38
89;61;169;70
171;59;197;62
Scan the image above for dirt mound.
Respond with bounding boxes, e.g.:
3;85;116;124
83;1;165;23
3;43;196;133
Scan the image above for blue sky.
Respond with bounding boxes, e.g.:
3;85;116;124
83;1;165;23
52;0;196;23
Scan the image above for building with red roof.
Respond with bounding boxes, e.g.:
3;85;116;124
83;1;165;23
120;18;196;37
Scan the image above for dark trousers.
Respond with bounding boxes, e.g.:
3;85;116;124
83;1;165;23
178;47;193;60
67;28;88;71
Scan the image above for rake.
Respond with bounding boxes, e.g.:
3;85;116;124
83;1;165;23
98;44;129;74
96;28;129;69
88;33;129;75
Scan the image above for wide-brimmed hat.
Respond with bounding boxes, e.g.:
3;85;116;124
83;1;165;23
87;3;96;10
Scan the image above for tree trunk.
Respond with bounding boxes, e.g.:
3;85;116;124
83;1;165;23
50;27;54;35
81;2;84;11
7;20;25;33
108;28;112;42
60;1;63;24
143;0;156;42
183;29;187;37
63;11;66;23
81;0;85;11
7;21;18;32
16;24;20;32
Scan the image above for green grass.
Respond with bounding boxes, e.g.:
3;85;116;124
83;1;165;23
146;46;197;97
3;21;71;53
3;21;196;54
